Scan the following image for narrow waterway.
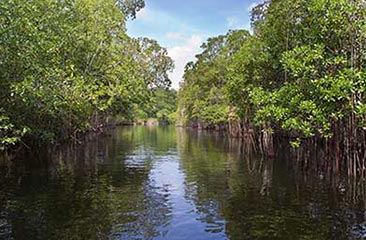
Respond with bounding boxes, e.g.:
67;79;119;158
0;126;365;239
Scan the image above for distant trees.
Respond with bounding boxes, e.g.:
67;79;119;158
178;30;250;128
131;87;178;125
152;88;178;124
0;0;173;148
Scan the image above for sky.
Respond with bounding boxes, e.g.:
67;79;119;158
126;0;262;89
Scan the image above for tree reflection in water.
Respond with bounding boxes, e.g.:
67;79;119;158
1;126;366;239
0;127;174;240
176;128;366;240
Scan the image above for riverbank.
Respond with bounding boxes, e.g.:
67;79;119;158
181;119;366;180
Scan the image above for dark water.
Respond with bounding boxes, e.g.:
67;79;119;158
1;126;366;240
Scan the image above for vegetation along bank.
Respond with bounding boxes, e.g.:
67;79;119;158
0;0;177;151
178;0;366;175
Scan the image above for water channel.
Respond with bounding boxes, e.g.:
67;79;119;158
1;126;366;239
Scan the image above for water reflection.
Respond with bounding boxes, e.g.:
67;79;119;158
1;126;366;239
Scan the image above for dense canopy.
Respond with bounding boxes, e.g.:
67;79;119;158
179;0;366;154
0;0;175;148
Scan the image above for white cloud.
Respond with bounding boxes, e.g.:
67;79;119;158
167;35;204;89
166;32;184;41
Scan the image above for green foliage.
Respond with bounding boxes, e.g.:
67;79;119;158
0;0;173;149
248;0;366;139
139;88;178;124
116;0;145;19
179;30;250;126
0;109;29;149
135;38;175;89
179;0;366;145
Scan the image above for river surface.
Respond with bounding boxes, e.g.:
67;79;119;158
0;126;366;239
